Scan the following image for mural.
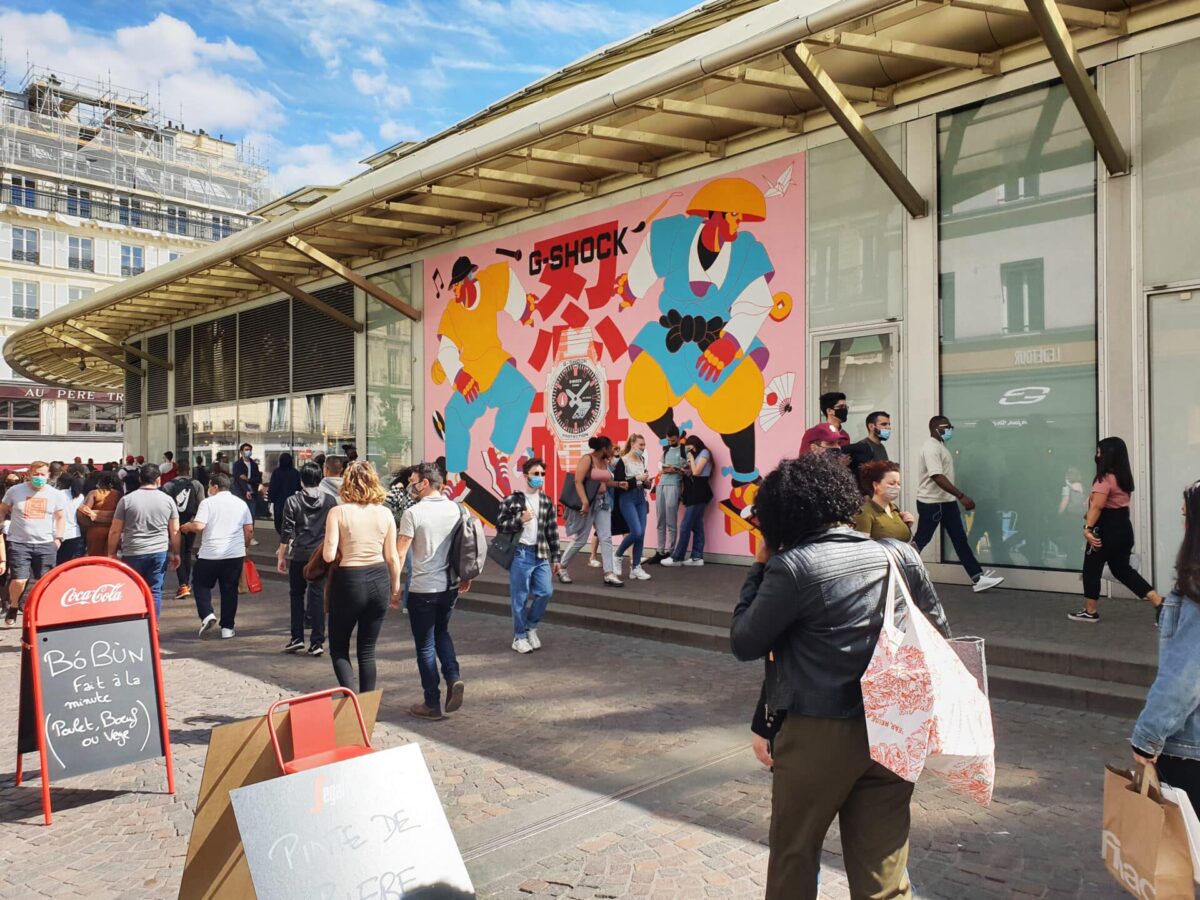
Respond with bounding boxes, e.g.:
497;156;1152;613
424;155;806;555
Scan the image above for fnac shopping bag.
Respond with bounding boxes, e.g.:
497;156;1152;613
861;550;995;805
1103;763;1194;899
242;559;263;594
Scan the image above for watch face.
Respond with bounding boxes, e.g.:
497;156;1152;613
550;361;604;438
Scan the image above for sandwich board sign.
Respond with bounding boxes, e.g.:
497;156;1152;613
230;743;474;898
15;557;174;825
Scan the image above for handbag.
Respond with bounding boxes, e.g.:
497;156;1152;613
242;559;263;594
488;530;520;571
558;472;600;511
1103;763;1194;897
303;545;330;582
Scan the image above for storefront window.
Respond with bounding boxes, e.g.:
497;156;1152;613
192;404;238;471
366;267;415;476
67;401;121;433
238;397;291;474
0;399;40;431
937;82;1097;572
292;392;355;462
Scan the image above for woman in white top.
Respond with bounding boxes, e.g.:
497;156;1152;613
56;472;87;563
614;434;652;580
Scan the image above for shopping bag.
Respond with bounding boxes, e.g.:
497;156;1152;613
861;550;995;805
1160;782;1200;886
242;559;263;594
1103;764;1194;898
949;636;988;696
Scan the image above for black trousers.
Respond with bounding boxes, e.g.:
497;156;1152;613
1082;507;1154;600
193;556;242;629
328;563;390;693
287;558;326;645
177;531;196;589
1158;755;1200;816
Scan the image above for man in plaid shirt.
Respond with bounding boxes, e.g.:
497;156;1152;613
496;457;561;654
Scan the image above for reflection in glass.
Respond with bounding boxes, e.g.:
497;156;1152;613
937;82;1097;572
192;404;238;472
292;392;355;460
238;398;291;474
818;333;898;444
366;267;415;476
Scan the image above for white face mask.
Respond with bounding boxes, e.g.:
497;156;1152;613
882;485;901;501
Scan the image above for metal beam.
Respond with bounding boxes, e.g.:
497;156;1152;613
311;227;417;249
414;184;543;209
812;32;998;72
783;43;928;218
724;66;894;107
66;320;173;369
950;0;1126;31
466;166;591;194
341;215;452;236
507;147;653;176
152;283;241;298
233;257;364;332
1022;0;1130;175
48;330;144;377
287;237;422;322
639;97;801;132
381;201;487;223
568;124;721;156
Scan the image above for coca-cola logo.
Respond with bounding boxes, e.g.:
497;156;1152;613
60;584;125;608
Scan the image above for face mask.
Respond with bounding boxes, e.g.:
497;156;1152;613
408;483;423;499
31;476;47;489
878;429;892;441
243;449;252;458
528;475;545;489
941;428;955;443
833;407;849;422
883;485;901;501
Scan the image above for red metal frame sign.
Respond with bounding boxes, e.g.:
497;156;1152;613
15;556;174;825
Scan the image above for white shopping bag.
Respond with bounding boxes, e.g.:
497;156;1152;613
861;549;996;806
1161;783;1200;885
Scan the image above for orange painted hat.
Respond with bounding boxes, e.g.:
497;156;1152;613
686;177;767;221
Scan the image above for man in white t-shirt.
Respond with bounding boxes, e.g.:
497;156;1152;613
181;474;253;639
0;461;67;626
913;415;1003;593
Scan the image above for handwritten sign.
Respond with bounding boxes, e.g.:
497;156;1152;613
230;744;474;899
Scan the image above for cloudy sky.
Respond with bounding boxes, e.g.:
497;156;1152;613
0;0;697;195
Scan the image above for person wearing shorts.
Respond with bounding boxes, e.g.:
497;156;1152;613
0;462;67;626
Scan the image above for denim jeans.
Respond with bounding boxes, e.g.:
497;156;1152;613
560;499;614;573
125;551;169;618
287;558;326;645
672;503;708;561
407;589;461;711
193;556;243;629
509;545;553;639
177;531;196;589
913;500;982;580
616;491;648;567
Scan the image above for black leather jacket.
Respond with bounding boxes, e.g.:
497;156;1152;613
731;529;950;721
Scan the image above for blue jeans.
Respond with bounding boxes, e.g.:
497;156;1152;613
407;590;461;711
509;545;553;639
913;500;982;580
443;363;535;472
125;551;169;618
616;491;648;566
672;503;708;561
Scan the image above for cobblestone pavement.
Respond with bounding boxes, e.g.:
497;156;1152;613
0;578;1137;898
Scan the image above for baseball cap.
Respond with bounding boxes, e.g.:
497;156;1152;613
800;423;848;454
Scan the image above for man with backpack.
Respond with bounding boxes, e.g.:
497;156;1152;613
396;462;480;721
276;462;337;656
161;461;205;600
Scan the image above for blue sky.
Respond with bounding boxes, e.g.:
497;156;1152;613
0;0;698;195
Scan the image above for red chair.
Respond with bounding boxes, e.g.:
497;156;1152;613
267;688;375;775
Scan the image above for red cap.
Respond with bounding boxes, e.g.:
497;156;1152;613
125;455;135;463
800;423;849;454
135;456;145;464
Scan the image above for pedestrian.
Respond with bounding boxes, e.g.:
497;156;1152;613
661;434;713;567
107;463;181;619
854;460;915;541
79;471;122;557
852;411;892;462
385;465;418;610
193;455;210;491
731;454;951;900
322;461;402;692
648;426;685;564
160;451;178;483
121;456;141;494
232;442;262;509
0;462;67;626
799;423;847;457
277;461;336;656
1131;479;1199;806
319;456;344;502
397;463;466;720
614;434;652;580
161;462;205;601
1069;436;1164;623
913;416;1004;593
558;436;624;587
496;457;561;654
183;474;254;639
817;391;852;445
55;471;87;564
267;452;302;536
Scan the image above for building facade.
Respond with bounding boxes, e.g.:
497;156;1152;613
0;67;267;465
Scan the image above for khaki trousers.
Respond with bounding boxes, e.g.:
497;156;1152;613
767;714;914;900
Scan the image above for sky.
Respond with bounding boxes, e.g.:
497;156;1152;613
0;0;699;197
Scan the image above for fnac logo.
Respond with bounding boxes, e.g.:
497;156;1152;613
1103;830;1157;900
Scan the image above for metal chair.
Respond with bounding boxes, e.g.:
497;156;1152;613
266;688;374;775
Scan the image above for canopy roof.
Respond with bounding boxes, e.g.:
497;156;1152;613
7;0;1191;389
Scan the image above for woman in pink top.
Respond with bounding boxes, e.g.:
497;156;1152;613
1069;437;1163;623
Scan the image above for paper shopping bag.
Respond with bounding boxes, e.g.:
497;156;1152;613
1160;783;1200;885
241;559;263;594
1103;764;1194;898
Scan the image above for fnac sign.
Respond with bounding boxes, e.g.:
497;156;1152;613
31;558;149;628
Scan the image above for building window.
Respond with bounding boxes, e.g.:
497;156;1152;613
166;205;189;235
114;165;133;186
1001;259;1046;334
68;401;121;433
366;268;415;472
66;186;92;218
12;227;39;264
211;215;232;240
68;236;94;271
0;399;40;431
12;281;39;319
121;244;145;277
168;251;182;262
68;286;94;304
9;176;36;208
118;197;142;228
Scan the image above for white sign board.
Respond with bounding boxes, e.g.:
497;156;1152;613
230;744;474;899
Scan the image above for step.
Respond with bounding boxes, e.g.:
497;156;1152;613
984;641;1155;689
988;665;1147;718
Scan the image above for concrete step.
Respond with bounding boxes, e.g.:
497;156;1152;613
985;641;1155;689
988;665;1147;718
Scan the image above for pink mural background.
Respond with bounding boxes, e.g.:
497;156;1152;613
424;154;806;556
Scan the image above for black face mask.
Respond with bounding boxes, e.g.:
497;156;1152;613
833;407;849;422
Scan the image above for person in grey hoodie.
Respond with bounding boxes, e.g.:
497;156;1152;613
277;461;338;655
319;456;345;503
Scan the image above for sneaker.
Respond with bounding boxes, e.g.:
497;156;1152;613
409;702;445;721
307;642;324;657
1068;609;1100;623
4;608;18;627
512;637;534;654
483;447;512;497
659;557;681;567
527;629;542;650
175;585;192;600
445;680;465;713
250;539;259;547
684;558;705;567
587;558;602;568
283;637;304;654
198;613;217;638
444;478;469;502
972;573;1004;593
220;627;236;639
645;552;667;566
630;566;651;581
603;573;624;588
558;571;573;584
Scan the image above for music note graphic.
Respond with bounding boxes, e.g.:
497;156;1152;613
432;268;445;299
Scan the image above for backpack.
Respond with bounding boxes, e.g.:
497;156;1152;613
162;477;202;524
447;501;487;586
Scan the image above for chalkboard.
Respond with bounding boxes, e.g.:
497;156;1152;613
31;618;164;779
230;744;475;899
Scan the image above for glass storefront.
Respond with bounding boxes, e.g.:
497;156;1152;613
937;82;1097;572
366;267;416;477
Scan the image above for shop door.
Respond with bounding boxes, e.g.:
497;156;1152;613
812;328;900;443
1149;290;1200;585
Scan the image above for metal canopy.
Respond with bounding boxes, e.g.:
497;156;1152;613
5;0;1189;389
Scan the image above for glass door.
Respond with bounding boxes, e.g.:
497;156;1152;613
812;327;900;443
1149;290;1200;585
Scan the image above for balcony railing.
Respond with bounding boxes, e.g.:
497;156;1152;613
12;306;39;320
121;265;145;277
12;249;39;264
68;256;95;271
1;183;253;242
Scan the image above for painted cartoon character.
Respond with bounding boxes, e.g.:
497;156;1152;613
433;255;537;497
615;177;778;517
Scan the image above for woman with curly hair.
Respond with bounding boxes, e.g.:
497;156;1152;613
730;454;951;900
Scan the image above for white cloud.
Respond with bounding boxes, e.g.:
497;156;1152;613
351;69;412;108
362;47;387;67
379;120;423;143
329;129;366;149
273;142;369;193
430;55;553;76
458;0;651;37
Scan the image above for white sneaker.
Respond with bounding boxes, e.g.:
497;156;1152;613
512;637;533;654
631;566;651;581
587;558;601;568
603;573;624;587
250;539;259;547
659;557;680;567
683;558;705;567
527;629;542;650
558;571;573;584
220;627;236;639
198;613;217;638
973;573;1004;593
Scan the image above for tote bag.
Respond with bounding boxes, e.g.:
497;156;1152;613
1103;763;1194;898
